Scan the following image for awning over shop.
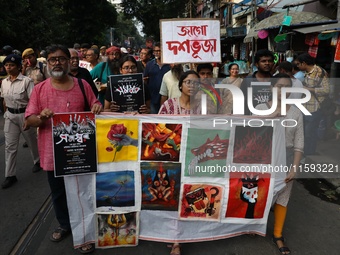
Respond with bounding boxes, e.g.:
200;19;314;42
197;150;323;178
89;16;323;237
293;22;340;34
244;27;258;43
243;11;335;43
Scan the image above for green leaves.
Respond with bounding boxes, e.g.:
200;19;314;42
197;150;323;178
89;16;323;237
0;0;118;50
121;0;193;40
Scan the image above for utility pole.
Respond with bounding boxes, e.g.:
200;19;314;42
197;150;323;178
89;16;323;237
110;28;115;46
251;0;257;70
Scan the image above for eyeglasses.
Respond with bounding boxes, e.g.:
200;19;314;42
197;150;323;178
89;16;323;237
70;57;79;61
85;54;93;57
183;79;200;87
47;57;69;65
121;65;137;71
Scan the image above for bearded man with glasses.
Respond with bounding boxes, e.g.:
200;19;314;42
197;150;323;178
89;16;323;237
25;44;102;254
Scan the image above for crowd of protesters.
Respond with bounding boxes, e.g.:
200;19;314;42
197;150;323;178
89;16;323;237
0;38;334;255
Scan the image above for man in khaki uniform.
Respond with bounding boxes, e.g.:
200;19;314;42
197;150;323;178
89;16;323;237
21;48;50;147
21;48;49;85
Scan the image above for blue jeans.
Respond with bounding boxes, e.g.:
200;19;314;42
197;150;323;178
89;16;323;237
303;110;323;156
47;171;71;230
150;102;160;114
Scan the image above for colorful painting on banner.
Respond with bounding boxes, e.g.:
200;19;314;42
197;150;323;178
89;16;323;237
225;172;271;219
233;126;273;164
140;162;181;211
52;112;97;176
185;128;230;177
96;171;135;209
141;122;182;161
179;183;223;221
96;119;139;162
96;212;139;248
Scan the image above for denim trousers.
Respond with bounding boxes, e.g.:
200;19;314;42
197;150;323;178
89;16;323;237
47;171;71;230
150;102;160;114
303;109;323;156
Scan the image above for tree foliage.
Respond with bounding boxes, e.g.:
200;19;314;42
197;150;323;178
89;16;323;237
113;13;144;48
0;0;120;51
121;0;192;41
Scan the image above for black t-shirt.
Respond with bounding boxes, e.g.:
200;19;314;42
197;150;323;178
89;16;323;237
69;67;98;97
240;71;272;115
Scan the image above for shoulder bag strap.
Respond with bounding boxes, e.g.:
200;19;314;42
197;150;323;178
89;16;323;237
38;62;46;80
78;78;91;111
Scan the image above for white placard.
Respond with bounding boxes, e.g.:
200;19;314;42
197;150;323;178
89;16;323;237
161;19;221;64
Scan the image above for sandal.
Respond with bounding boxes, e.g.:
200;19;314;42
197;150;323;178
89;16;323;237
272;236;291;255
169;243;181;255
49;227;70;242
77;243;95;254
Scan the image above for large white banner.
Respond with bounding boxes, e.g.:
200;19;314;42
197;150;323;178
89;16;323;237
63;114;286;248
161;19;221;64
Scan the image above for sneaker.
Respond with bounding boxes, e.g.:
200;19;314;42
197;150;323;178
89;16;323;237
32;162;42;173
1;176;18;189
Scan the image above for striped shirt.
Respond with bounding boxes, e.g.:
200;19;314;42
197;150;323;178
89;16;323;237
303;65;330;113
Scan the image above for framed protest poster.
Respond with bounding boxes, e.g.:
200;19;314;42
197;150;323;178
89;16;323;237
52;112;97;177
225;172;271;219
184;128;230;177
160;18;221;63
96;119;139;163
140;122;182;161
179;183;223;221
250;81;272;108
108;73;145;112
96;170;136;211
140;162;181;211
232;126;273;164
96;212;139;248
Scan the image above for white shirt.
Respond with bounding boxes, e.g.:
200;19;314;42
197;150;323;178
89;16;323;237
159;70;181;99
288;78;304;99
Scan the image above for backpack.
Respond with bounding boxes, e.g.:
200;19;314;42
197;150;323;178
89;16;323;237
38;61;46;80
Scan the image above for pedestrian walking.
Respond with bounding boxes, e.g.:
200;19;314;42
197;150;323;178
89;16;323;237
0;54;41;189
25;44;102;253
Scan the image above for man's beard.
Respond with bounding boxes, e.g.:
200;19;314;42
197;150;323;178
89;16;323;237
48;67;68;79
172;64;183;80
108;59;120;75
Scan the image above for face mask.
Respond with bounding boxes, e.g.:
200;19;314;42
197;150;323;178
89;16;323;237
286;57;293;62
